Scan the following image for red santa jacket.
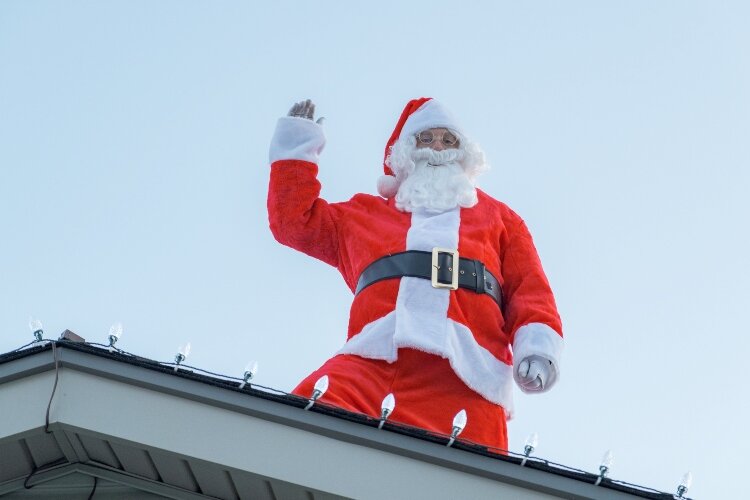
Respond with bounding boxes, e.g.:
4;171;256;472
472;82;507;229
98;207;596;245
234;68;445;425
267;117;563;417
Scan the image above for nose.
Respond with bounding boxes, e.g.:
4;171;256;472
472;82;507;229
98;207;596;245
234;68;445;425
430;141;446;151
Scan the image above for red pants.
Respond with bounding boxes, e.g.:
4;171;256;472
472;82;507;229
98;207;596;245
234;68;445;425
293;348;507;451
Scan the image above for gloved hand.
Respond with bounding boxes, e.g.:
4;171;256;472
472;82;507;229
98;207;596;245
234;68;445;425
516;355;553;392
288;99;325;124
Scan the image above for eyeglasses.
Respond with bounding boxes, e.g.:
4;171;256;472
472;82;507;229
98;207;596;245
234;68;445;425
416;129;460;147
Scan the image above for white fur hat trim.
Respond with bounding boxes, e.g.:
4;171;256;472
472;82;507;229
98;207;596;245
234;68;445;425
399;100;464;139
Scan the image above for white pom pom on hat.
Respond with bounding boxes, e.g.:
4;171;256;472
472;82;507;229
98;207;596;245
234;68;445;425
376;174;400;198
378;98;464;198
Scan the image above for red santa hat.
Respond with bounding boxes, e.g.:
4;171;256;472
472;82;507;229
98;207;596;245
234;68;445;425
377;98;465;198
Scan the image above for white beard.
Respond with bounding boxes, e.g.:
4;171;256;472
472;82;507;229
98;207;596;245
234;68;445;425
389;141;483;213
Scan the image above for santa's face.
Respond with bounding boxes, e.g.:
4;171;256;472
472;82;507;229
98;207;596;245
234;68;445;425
387;132;488;213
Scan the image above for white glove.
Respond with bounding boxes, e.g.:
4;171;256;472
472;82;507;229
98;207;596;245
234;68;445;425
516;355;553;393
287;99;325;125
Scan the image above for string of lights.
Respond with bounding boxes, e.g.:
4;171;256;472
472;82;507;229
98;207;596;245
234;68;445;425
84;341;290;396
7;320;693;499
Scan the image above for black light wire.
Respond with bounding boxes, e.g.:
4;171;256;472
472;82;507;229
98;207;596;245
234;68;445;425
22;460;99;498
87;476;98;499
23;467;39;489
8;339;38;353
45;340;60;433
22;340;64;491
22;458;67;490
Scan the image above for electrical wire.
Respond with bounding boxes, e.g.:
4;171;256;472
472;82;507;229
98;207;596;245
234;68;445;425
87;477;98;499
44;340;60;434
21;459;99;497
23;467;38;489
9;340;38;353
22;459;67;489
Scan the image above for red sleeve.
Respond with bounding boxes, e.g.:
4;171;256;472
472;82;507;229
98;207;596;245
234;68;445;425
267;160;339;268
501;218;563;344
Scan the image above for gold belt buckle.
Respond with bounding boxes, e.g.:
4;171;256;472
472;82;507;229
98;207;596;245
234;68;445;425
431;247;459;290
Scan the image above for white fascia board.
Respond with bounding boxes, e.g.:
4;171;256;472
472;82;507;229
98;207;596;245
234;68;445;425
0;347;656;500
50;369;560;500
0;370;53;440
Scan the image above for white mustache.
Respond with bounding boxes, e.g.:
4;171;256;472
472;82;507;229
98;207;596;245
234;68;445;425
411;147;465;167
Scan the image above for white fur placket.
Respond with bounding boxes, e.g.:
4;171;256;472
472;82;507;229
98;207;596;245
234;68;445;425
391;207;458;353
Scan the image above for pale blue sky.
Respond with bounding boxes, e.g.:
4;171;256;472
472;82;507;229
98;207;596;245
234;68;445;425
2;2;748;497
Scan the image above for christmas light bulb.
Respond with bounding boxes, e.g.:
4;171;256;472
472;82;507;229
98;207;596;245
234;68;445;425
447;409;467;447
595;450;614;486
676;472;693;498
245;361;258;379
524;432;538;456
520;432;539;466
452;409;467;431
313;375;329;395
29;317;44;341
680;472;693;489
381;393;396;415
108;322;123;348
378;393;396;429
174;342;191;370
239;361;259;389
304;375;329;410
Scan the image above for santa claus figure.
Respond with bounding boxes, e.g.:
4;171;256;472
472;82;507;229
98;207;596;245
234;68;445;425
268;98;563;450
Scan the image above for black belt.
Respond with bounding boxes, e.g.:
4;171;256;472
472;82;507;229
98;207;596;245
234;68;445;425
355;249;503;309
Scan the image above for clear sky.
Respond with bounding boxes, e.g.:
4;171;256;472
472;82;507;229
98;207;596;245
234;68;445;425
1;2;748;498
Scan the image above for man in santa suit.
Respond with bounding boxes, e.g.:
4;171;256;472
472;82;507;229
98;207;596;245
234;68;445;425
267;97;563;451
